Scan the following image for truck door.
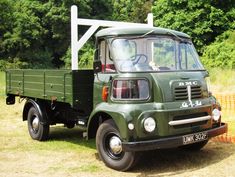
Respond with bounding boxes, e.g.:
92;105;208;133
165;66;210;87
93;39;117;107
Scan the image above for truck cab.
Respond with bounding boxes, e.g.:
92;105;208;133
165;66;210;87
90;27;227;171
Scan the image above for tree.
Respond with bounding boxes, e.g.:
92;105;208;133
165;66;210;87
201;30;235;69
89;0;113;20
0;0;93;69
0;0;14;58
152;0;235;53
112;0;152;23
0;0;51;68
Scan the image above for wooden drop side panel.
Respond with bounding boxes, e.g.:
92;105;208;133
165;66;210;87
6;69;94;115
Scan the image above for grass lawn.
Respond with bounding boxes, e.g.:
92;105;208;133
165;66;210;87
0;97;235;177
209;68;235;93
0;99;235;177
0;97;110;176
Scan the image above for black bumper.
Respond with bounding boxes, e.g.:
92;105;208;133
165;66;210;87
122;123;227;152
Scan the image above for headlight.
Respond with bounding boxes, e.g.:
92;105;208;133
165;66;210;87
112;79;149;100
212;108;221;122
144;117;156;133
128;123;134;130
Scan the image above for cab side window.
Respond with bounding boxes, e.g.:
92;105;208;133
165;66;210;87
99;40;116;73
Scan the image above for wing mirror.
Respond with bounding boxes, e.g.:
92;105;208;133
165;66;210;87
93;60;102;73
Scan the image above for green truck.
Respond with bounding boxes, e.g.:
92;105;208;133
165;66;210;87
5;6;227;171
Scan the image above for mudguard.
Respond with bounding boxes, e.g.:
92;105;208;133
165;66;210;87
87;102;134;141
23;99;48;125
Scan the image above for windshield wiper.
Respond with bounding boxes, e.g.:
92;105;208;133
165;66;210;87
165;30;187;42
141;30;155;38
140;29;188;43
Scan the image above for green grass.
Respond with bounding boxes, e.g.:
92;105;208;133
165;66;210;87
208;68;235;93
0;96;104;173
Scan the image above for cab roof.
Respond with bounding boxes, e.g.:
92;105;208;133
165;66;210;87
95;26;190;39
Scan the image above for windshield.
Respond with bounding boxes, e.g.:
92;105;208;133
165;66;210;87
109;37;204;72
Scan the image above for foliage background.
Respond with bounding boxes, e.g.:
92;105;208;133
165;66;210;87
0;0;234;70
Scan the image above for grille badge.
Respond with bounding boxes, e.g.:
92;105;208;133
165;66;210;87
178;81;198;87
187;85;193;107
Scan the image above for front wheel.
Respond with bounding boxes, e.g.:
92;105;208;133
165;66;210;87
27;106;49;141
96;119;137;171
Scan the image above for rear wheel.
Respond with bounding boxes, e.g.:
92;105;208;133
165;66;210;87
181;140;208;151
96;119;138;171
27;106;49;141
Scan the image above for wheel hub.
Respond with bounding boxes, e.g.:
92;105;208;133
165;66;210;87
32;116;39;132
109;136;122;155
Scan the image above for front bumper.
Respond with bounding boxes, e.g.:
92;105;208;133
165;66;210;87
122;123;227;152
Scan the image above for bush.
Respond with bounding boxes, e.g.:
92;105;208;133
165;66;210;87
61;47;71;69
0;58;28;71
201;30;235;69
61;43;94;69
78;43;94;69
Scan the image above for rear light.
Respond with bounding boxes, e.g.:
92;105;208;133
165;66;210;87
112;79;149;100
102;86;109;102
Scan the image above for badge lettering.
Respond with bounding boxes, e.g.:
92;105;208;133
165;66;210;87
180;100;202;108
178;81;198;87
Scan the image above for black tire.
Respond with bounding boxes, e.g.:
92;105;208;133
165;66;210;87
181;140;208;151
96;119;138;171
27;106;49;141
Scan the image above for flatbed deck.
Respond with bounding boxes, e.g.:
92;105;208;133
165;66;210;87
6;69;94;113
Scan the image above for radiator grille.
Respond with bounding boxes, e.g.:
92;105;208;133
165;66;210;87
174;85;202;100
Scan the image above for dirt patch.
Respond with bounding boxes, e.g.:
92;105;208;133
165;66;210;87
0;140;235;177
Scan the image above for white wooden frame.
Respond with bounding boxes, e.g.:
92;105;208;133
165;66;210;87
71;5;153;70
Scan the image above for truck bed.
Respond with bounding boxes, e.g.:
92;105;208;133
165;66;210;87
6;69;94;114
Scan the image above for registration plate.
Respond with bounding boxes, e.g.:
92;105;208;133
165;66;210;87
183;132;208;145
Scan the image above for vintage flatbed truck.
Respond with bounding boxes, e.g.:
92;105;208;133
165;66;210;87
6;5;227;171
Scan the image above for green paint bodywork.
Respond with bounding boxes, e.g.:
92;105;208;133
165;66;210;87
89;71;213;142
6;69;73;103
6;69;94;114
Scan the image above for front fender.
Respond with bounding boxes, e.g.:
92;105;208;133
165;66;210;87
87;102;134;141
